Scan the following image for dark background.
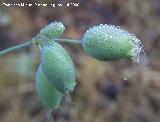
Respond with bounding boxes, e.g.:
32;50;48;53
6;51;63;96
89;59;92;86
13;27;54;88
0;0;160;122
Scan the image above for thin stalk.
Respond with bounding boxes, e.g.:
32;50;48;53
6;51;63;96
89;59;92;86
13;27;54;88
54;39;82;45
45;110;54;122
0;38;81;57
0;41;33;57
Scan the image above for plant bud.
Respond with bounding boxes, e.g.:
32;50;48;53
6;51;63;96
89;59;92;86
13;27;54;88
41;41;76;93
82;24;143;62
35;65;63;110
40;21;65;39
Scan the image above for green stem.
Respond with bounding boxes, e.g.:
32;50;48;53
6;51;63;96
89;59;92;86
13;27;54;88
0;38;82;57
54;39;82;45
0;41;33;57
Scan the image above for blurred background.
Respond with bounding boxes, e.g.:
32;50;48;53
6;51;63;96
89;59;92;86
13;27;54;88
0;0;160;122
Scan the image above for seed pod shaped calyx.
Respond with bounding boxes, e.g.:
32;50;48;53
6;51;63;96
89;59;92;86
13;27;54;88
41;41;76;93
35;65;63;110
82;24;143;62
40;21;65;39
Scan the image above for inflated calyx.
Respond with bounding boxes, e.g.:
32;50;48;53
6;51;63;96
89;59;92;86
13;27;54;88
82;24;143;62
41;41;76;93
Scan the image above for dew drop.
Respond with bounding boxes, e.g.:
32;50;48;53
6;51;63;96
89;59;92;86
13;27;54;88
123;76;128;81
123;72;128;81
73;82;76;86
116;26;120;29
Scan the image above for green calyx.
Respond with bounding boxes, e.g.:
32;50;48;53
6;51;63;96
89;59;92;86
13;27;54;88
82;24;142;62
41;41;76;93
35;65;63;110
40;21;65;39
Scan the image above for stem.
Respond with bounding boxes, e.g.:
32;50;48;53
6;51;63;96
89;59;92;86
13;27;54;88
54;39;82;45
0;38;81;57
0;41;33;57
45;110;54;122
